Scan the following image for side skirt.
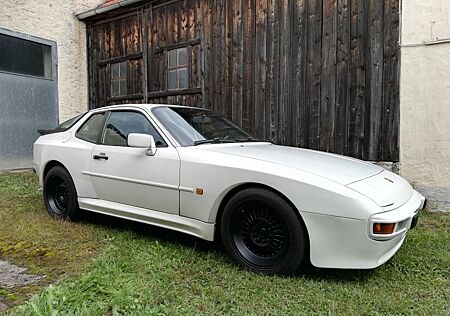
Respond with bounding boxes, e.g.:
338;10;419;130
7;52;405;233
78;198;215;241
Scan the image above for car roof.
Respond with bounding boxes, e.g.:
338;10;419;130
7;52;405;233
89;103;199;113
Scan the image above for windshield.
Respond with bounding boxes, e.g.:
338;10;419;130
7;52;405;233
152;107;259;146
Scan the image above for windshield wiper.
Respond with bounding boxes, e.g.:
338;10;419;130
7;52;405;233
193;138;235;146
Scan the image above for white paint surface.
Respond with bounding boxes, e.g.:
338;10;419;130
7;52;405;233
33;104;425;269
0;0;103;122
400;0;450;210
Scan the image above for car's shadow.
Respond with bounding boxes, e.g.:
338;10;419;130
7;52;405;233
78;210;375;283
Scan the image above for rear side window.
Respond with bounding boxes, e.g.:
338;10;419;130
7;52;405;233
76;113;104;143
58;113;86;130
102;111;166;147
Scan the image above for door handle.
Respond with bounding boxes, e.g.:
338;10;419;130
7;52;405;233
93;153;108;160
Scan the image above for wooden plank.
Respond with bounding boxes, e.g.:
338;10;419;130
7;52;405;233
223;0;233;118
305;0;323;149
174;1;181;43
266;0;281;142
365;0;384;160
142;7;149;102
180;0;189;42
242;0;255;132
87;25;94;109
278;0;291;144
231;0;243;124
147;87;202;98
320;0;337;152
348;0;366;158
212;0;224;113
153;38;201;52
195;0;205;107
97;52;143;65
382;0;400;161
162;4;168;47
114;19;121;58
202;0;213;110
187;0;196;41
291;0;307;147
127;59;144;95
335;0;350;155
255;0;268;138
166;3;175;44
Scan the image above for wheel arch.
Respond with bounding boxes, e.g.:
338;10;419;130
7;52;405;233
212;183;310;248
42;160;70;181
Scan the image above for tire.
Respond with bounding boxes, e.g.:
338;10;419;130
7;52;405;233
43;166;80;221
221;188;307;276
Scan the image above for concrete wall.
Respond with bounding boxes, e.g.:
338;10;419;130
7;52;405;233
0;0;102;122
400;0;450;210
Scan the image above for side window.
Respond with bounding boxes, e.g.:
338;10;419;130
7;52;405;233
102;111;166;147
76;113;104;143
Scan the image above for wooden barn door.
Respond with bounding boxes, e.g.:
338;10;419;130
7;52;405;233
144;1;202;106
87;0;400;162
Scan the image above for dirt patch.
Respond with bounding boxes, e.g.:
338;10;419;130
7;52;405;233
0;300;8;312
0;260;44;289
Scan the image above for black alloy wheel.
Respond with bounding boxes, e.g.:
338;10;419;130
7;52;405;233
43;166;80;220
230;202;289;268
221;188;307;275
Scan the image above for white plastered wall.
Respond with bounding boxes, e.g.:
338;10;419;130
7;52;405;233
0;0;103;122
400;0;450;210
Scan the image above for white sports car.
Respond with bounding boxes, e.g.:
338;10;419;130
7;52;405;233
33;104;425;275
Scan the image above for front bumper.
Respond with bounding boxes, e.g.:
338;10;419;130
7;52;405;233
301;190;425;269
368;190;425;241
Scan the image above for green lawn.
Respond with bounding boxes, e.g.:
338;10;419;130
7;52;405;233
1;172;449;315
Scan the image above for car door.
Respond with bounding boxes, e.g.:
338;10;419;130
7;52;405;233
90;110;180;215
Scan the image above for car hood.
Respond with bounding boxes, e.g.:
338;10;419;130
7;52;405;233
347;170;414;210
199;143;383;185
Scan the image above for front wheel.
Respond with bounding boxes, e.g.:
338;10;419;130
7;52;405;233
221;188;307;275
43;166;80;221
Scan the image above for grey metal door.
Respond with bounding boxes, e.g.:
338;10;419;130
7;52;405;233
0;28;58;170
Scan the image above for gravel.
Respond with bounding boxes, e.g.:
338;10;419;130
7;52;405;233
0;260;44;289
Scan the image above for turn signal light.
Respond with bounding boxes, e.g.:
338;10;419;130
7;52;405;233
373;223;396;234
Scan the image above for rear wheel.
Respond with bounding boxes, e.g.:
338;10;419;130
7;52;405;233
221;188;307;275
43;166;80;221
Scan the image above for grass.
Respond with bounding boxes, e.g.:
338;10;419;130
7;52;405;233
0;172;109;309
1;172;449;315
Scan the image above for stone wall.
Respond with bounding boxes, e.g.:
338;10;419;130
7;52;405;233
400;0;450;211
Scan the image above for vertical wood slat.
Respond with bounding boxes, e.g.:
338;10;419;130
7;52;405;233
242;0;255;132
86;0;401;162
291;0;307;148
212;0;224;114
202;0;213;110
255;0;267;139
266;0;280;142
382;0;400;161
365;0;384;160
348;0;366;158
305;0;323;150
223;0;233;118
278;0;291;145
231;0;243;125
320;0;337;152
335;0;350;155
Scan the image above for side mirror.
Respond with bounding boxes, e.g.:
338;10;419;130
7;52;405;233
127;133;157;156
